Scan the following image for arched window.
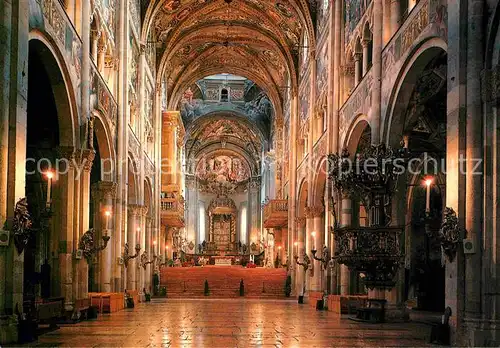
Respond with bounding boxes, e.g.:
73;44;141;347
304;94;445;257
220;88;229;102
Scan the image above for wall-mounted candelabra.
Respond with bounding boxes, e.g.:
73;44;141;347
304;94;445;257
140;251;158;269
123;242;141;267
78;228;110;262
311;245;330;269
294;251;311;271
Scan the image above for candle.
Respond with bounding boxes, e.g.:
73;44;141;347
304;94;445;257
136;227;141;243
104;210;111;230
311;231;316;250
45;171;54;207
294;241;298;255
425;178;433;213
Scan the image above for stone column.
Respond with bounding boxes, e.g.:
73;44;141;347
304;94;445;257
446;0;467;343
370;0;383;144
340;196;352;295
97;41;106;72
307;206;325;292
390;0;401;36
362;40;370;76
91;181;116;293
126;205;139;290
139;205;147;294
464;0;484;343
185;176;197;252
145;217;153;292
79;150;94;299
56;147;76;311
294;217;306;296
114;0;128;293
354;53;362;85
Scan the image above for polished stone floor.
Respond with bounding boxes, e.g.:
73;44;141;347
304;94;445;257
31;299;432;347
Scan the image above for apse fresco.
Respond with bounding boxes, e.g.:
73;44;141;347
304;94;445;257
196;155;249;184
195;153;250;195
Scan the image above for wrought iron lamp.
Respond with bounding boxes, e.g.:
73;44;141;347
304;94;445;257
294;251;311;271
123;242;141;267
140;251;158;269
311;245;330;269
79;228;111;262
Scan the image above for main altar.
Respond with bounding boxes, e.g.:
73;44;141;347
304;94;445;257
208;196;237;253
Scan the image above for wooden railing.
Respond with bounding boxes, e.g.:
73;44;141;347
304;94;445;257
263;199;288;228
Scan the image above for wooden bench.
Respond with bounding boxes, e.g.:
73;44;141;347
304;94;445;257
327;295;368;314
36;297;64;328
88;293;125;313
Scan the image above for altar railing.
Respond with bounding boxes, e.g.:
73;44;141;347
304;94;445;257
263;199;288;228
160;185;185;228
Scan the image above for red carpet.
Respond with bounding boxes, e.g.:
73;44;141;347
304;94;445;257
160;266;288;299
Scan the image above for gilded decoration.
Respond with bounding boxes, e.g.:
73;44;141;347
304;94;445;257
145;0;314;107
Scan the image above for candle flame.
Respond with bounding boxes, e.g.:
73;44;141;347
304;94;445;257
294;242;298;246
104;210;111;217
424;177;433;187
45;171;54;179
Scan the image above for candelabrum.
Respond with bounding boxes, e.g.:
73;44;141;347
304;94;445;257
294;252;311;271
123;242;141;268
311;246;330;270
78;228;111;262
140;251;158;269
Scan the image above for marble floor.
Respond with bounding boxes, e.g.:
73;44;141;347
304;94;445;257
30;299;432;347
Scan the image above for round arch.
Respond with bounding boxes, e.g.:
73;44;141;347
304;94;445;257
383;37;447;146
311;157;328;208
297;178;309;217
28;32;79;148
127;155;139;204
91;111;116;181
342;114;370;155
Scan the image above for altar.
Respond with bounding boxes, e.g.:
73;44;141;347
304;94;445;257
208;197;238;252
213;256;233;266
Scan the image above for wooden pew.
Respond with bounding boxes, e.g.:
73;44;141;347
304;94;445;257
36;297;64;328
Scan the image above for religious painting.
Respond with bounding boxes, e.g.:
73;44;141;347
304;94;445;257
196;154;249;184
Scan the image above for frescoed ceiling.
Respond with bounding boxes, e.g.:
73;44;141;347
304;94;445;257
142;0;316;112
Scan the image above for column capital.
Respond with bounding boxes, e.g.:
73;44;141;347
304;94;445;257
305;205;324;218
91;181;117;200
354;52;362;62
295;217;306;228
81;149;96;172
128;204;141;216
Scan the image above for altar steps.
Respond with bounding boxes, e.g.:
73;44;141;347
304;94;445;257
160;266;288;299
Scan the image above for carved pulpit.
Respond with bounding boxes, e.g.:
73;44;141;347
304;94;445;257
208;197;237;252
